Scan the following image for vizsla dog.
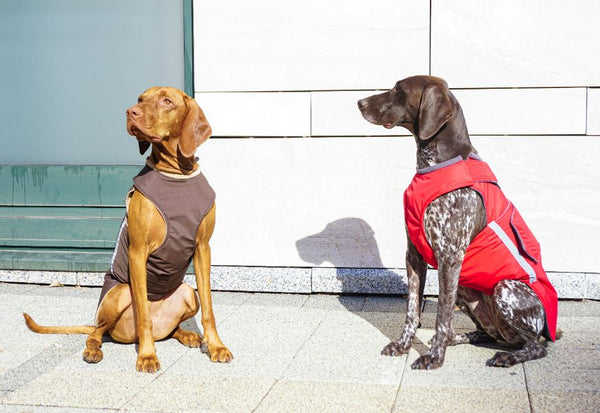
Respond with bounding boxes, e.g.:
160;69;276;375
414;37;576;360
24;87;232;373
358;76;559;369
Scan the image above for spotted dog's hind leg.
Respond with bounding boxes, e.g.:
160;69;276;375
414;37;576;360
486;279;547;367
449;286;499;346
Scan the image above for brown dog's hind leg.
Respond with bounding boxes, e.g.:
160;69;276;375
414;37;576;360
83;284;131;363
486;279;547;367
163;283;202;348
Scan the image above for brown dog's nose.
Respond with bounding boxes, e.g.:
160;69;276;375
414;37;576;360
357;99;368;109
127;107;141;118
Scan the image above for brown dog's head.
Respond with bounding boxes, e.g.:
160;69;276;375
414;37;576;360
126;87;211;170
357;76;454;141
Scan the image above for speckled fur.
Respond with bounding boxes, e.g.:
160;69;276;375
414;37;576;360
359;76;550;369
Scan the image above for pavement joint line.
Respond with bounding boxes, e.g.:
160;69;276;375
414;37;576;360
115;351;188;412
252;304;330;411
390;344;414;412
523;362;535;412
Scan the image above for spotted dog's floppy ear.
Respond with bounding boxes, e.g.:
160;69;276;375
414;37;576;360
178;94;212;158
138;140;150;155
417;82;453;141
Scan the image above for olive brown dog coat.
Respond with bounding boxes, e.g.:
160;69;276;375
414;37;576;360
100;165;215;303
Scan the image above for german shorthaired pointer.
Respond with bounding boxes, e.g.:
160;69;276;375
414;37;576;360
358;75;559;369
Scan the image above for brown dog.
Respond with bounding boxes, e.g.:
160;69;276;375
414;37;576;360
24;87;232;373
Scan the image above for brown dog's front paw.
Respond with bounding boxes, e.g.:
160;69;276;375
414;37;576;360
381;341;410;356
486;351;517;368
83;348;103;364
136;355;161;373
411;353;444;370
208;345;233;363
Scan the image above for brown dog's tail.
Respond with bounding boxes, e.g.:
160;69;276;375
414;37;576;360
23;313;95;335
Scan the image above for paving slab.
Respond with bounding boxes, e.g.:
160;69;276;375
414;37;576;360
0;335;82;393
282;351;405;385
402;348;527;390
165;344;292;380
210;291;253;306
3;369;154;410
242;292;309;307
20;284;91;298
0;282;40;294
256;380;398;413
363;296;407;312
524;364;600;393
529;390;600;412
392;387;531;412
124;374;275;412
0;406;111;413
558;299;600;316
301;293;366;311
296;310;397;355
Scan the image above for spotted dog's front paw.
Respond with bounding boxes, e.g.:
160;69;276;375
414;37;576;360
381;341;410;356
411;353;444;370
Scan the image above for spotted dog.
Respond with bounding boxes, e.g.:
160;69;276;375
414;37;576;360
358;75;558;369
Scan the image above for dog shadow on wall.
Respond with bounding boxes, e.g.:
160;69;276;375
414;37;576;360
296;217;408;341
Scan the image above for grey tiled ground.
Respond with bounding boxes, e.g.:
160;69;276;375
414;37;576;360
0;281;598;412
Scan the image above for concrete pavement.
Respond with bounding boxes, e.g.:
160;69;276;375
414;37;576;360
0;281;598;412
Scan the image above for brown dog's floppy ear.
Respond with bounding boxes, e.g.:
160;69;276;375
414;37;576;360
178;94;212;158
138;140;150;155
417;83;453;140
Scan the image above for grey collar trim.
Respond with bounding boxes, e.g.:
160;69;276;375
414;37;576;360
417;155;463;174
416;153;481;175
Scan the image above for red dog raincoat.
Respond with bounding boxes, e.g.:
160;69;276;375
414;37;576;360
404;154;557;340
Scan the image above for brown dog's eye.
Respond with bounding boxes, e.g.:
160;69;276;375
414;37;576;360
137;97;142;103
162;98;173;106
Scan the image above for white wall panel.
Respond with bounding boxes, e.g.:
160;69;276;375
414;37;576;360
453;88;587;135
432;0;600;88
312;91;410;137
196;92;310;137
196;136;600;273
193;0;429;91
197;137;414;268
588;89;600;135
472;136;600;273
